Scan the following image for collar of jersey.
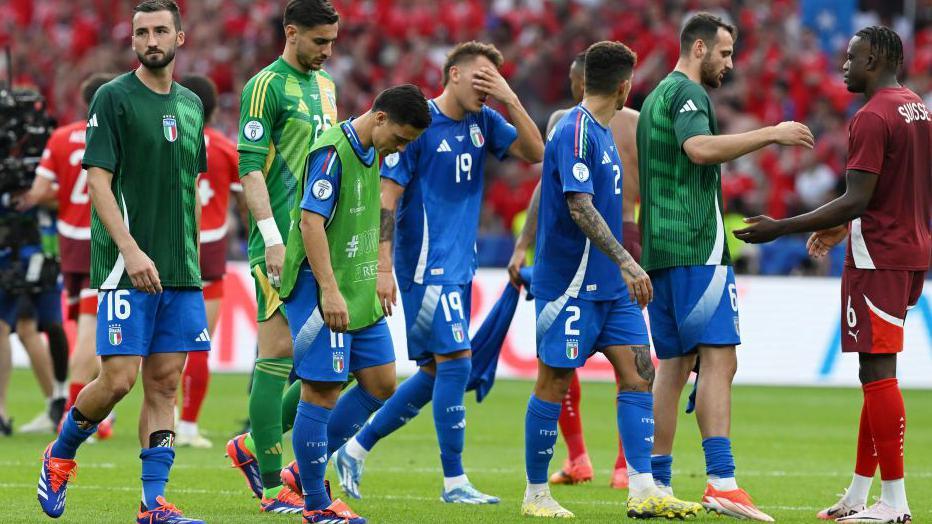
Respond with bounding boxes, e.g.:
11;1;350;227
428;99;477;124
275;56;312;80
340;119;376;167
576;103;607;130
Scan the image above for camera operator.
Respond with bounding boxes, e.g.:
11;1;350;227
0;85;59;435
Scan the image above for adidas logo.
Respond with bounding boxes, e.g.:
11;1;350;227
601;151;612;164
436;139;452;153
679;99;699;113
195;328;211;343
311;454;328;464
537;446;555;456
87;114;98;128
451;420;466;430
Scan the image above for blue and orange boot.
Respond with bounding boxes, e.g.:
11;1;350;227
259;484;304;514
281;460;302;496
137;496;205;523
303;481;366;524
37;443;77;518
225;433;263;499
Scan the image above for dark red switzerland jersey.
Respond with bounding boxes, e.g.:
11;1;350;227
845;87;931;271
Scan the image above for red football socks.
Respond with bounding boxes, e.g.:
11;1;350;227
181;351;210;423
863;378;905;481
559;372;587;460
854;399;879;477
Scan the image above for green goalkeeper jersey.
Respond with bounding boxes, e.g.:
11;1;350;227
82;72;207;289
636;71;731;272
237;57;338;267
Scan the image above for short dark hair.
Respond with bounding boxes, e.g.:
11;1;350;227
855;26;904;69
584;41;637;95
283;0;339;29
442;41;504;86
571;51;586;69
133;0;182;31
180;75;218;122
680;12;737;56
373;84;431;130
81;73;116;106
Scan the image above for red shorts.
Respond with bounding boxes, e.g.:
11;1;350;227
63;272;97;321
200;239;228;282
622;221;642;263
840;267;926;353
202;278;224;301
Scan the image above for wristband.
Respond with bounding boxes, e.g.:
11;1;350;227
257;217;283;247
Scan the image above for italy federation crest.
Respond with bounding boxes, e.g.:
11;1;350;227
469;123;484;148
565;339;579;359
162;116;178;142
108;324;123;346
332;351;345;373
451;323;465;344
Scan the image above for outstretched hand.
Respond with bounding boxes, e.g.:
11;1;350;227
733;215;785;244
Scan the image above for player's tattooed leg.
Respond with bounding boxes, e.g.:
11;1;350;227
632;346;654;388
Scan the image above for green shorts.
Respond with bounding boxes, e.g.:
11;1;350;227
252;261;287;323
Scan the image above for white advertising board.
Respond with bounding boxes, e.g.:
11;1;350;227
11;264;931;387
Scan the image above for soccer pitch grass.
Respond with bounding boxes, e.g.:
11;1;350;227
1;369;930;523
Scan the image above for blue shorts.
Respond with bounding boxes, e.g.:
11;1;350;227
284;269;394;383
400;281;472;365
0;290;16;327
647;265;741;360
535;295;649;369
96;289;210;357
0;286;63;328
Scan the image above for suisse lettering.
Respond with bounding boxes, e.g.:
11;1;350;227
897;102;930;124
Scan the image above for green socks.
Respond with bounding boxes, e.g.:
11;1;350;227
248;358;291;492
281;380;302;434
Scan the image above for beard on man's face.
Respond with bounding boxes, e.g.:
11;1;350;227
700;56;723;88
137;47;175;70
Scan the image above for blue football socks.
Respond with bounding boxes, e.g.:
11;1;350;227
293;401;332;511
524;395;562;485
327;385;384;456
433;358;471;478
617;392;654;475
356;370;435;451
51;408;97;459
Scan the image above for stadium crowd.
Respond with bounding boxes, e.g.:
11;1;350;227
2;0;931;275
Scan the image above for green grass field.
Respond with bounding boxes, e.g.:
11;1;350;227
1;368;930;523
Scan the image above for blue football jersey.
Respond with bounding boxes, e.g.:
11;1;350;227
382;99;517;285
532;104;626;302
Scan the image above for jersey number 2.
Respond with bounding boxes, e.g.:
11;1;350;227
69;149;89;205
564;305;581;336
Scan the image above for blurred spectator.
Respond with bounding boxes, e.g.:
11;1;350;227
2;0;929;275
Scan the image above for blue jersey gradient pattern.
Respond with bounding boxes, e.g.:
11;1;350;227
532;104;626;302
381;100;517;285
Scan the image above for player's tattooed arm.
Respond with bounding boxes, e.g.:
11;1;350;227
379;207;395;243
377;179;405;315
567;192;652;307
507;180;541;288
